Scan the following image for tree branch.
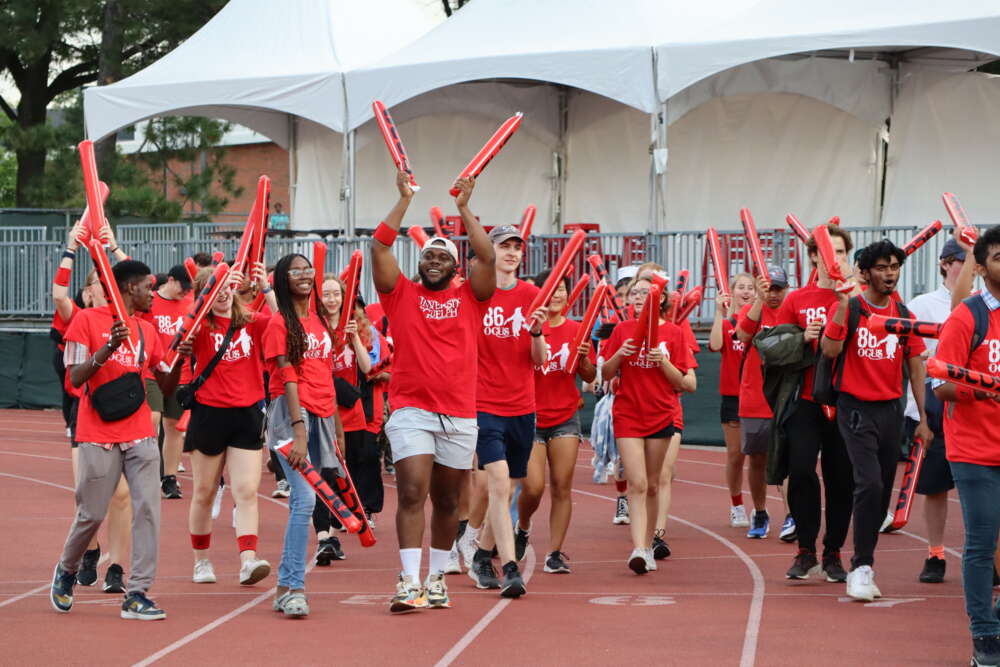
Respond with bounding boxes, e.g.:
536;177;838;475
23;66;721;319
47;59;100;98
0;95;16;122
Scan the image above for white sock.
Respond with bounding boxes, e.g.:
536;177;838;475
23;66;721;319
399;548;421;581
463;524;480;545
429;547;450;575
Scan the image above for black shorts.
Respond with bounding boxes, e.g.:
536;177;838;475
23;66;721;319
905;417;954;495
476;412;535;479
183;402;265;456
720;394;739;424
644;424;675;440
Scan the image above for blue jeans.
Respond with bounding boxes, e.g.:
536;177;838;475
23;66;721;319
950;461;1000;638
273;414;321;590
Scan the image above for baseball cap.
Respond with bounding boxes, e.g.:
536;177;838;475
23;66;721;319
167;264;192;291
616;265;639;283
421;236;459;263
766;265;789;288
939;238;967;261
488;225;524;245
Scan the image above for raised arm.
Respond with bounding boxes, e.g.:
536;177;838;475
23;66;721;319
708;295;730;352
53;221;86;322
821;291;851;359
371;170;413;294
950;228;976;310
453;177;495;301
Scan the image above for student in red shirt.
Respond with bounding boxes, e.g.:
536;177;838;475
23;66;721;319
602;280;696;574
373;171;495;612
50;259;189;621
932;226;1000;666
142;264;193;500
735;266;789;540
515;268;596;575
183;265;272;588
778;224;856;583
822;240;932;602
708;272;754;528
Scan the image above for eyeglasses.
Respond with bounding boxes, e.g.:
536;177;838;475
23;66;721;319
287;268;316;279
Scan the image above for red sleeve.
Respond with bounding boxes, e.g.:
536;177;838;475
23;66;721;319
63;309;90;349
736;303;759;337
671;327;696;374
603;321;624;359
145;321;165;370
935;306;973;368
681;320;700;358
263;315;288;363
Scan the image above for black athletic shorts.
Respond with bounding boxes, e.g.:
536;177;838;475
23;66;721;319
644;423;675;440
720;394;739;424
905;417;954;495
183;402;265;456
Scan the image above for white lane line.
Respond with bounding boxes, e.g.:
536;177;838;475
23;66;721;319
572;487;765;667
434;546;536;667
0;450;71;462
0;584;48;609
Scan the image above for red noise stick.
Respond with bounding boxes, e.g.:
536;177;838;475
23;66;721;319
183;258;198;282
706;228;730;298
429;206;447;237
164;262;230;372
449;112;524;196
86;239;138;359
739;208;769;287
645;284;663;349
561;274;591;315
528;230;586;315
812;224;846;283
631;286;659;356
827;216;841;226
674;269;689;296
785;214;811;245
77;181;110;244
407;225;430;249
867;314;942;339
233;177;270;276
336;251;363;338
77;141;111;242
273;441;363;533
373;100;419;192
942;192;979;246
519;205;536;239
587;254;625;320
566;283;609;375
327;437;376;547
903;220;943;257
890;436;926;531
674;286;704;324
211;251;224;266
926;357;1000;397
312;242;326;312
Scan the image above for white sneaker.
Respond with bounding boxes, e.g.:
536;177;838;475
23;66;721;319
613;496;630;525
627;548;648;574
271;479;290;498
239;558;271;586
846;565;877;602
193;559;216;584
211;484;224;520
177;460;186;473
645;548;657;572
444;542;462;574
880;511;896;533
730;505;750;528
457;529;478;570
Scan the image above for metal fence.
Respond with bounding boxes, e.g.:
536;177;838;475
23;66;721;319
0;223;986;320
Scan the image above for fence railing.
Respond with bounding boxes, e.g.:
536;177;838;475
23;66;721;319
0;223;984;320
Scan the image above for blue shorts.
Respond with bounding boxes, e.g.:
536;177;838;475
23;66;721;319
476;412;536;479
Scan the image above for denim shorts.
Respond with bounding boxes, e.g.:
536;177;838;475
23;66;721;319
535;414;582;444
476;412;535;479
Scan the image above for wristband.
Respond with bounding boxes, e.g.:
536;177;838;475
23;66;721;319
91;355;103;369
956;386;977;403
109;246;120;254
530;329;543;337
277;364;299;385
62;250;76;260
261;285;273;294
373;222;398;246
54;267;72;287
290;419;304;427
824;320;846;341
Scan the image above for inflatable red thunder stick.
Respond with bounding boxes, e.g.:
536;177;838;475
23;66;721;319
373;100;419;192
629;285;660;357
528;230;586;314
312;242;326;312
336;250;363;338
75;181;110;244
674;286;704;324
273;441;363;533
232;176;271;277
903;220;944;257
429;207;448;237
645;283;663;349
739;208;769;287
705;227;730;298
674;270;689;298
942;192;979;246
449;112;524;196
812;224;848;286
785;214;811;245
183;257;198;282
77;141;112;241
867;314;942;339
407;224;430;249
827;216;841;226
566;283;610;375
86;239;138;358
327;438;376;547
890;436;927;530
586;254;625;320
519;205;536;239
163;262;231;372
926;357;1000;397
561;274;591;315
211;251;224;266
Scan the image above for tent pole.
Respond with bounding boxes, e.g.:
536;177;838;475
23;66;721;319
348;129;357;236
340;129;357;236
553;86;569;232
288;115;298;227
648;102;667;233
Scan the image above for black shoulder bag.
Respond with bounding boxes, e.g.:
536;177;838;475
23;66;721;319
175;321;238;409
90;325;147;422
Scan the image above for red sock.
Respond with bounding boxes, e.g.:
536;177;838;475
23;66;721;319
615;480;628;494
731;495;743;507
929;545;945;560
191;533;211;550
237;535;258;553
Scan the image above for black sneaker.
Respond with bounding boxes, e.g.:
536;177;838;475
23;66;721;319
514;525;530;562
50;564;76;613
103;563;125;593
121;591;166;620
652;530;671;560
786;549;820;580
972;635;1000;667
77;546;100;586
161;475;182;499
500;561;526;598
543;551;571;574
468;553;501;590
919;556;946;583
821;550;848;583
315;537;345;565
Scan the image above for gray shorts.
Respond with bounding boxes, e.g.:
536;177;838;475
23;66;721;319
740;417;771;455
535;414;582;444
384;407;478;470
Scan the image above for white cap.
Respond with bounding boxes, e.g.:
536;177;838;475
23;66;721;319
616;265;639;283
421;236;459;263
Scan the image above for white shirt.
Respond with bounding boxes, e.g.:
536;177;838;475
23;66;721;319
904;286;952;420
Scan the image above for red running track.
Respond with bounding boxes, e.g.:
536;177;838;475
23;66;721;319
0;409;971;665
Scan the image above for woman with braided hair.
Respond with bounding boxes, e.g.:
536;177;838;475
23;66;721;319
263;254;345;618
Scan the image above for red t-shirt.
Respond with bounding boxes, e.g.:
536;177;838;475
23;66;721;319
718;317;746;397
333;339;367;432
366;302;390;339
936;297;1000;465
263;311;336;417
680;319;701;355
534;318;594;428
737;303;781;418
477;280;541;416
835;296;925;401
186;313;268;408
64;306;165;444
51;304;75;351
142;292;191;350
378;274;486;418
776;283;839;402
604;318;696;438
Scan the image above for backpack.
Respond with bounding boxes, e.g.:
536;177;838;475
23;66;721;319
964;294;990;357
